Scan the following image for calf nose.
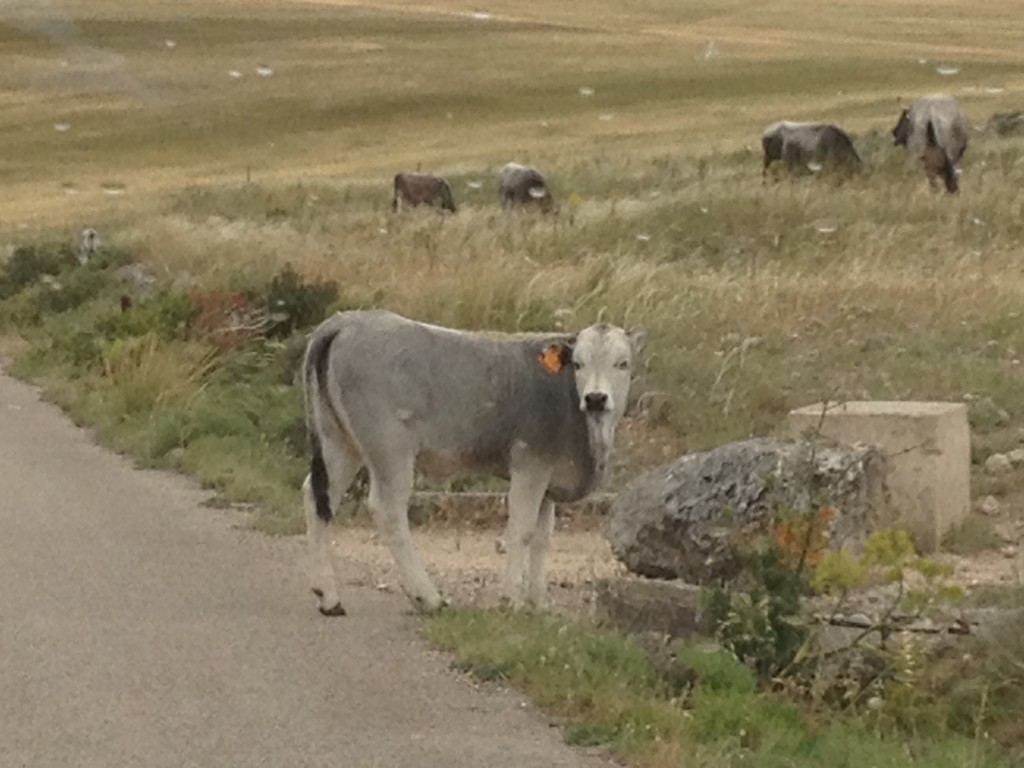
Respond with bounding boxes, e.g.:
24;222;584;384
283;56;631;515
584;392;609;413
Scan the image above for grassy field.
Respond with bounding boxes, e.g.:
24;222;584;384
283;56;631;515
3;0;1024;499
3;0;1023;223
3;1;1024;765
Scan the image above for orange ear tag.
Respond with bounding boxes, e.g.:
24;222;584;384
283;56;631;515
538;344;563;374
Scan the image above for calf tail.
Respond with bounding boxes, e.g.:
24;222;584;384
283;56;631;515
303;329;340;523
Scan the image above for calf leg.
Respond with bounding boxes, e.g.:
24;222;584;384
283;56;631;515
502;464;553;606
526;499;556;606
303;438;364;616
367;457;443;611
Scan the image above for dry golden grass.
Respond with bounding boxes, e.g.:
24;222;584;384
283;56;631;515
4;0;1023;226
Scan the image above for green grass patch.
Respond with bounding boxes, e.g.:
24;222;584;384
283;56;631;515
424;608;1012;767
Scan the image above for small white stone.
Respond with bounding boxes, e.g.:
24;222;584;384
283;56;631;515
977;495;1001;515
1007;448;1024;466
985;453;1013;475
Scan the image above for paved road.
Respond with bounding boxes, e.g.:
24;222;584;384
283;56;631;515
0;370;610;768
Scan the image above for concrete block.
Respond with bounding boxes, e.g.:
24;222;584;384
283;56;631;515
786;401;970;551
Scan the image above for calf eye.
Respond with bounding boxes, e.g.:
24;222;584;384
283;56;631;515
615;360;630;370
573;361;583;371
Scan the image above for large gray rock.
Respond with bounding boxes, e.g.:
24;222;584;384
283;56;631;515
606;438;887;584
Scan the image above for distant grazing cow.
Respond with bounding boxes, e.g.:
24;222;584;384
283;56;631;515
77;226;100;266
892;96;969;194
392;172;456;213
302;309;647;614
761;122;862;177
497;162;554;212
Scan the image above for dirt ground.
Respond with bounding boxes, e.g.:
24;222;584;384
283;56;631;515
332;497;1024;616
334;518;627;616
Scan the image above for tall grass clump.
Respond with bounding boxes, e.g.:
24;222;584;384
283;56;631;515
0;242;339;533
124;133;1024;465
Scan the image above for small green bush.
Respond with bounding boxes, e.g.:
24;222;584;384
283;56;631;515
95;290;197;341
258;263;338;338
702;547;808;678
31;268;109;315
0;244;73;299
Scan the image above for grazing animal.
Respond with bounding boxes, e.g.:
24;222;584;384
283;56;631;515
77;226;100;265
761;122;862;177
497;162;554;212
892;96;969;194
301;309;647;615
392;172;457;213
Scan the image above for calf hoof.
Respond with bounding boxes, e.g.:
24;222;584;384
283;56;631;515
318;602;347;617
410;595;447;615
312;588;347;617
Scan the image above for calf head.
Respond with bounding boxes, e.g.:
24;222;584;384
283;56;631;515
891;109;911;147
561;324;648;418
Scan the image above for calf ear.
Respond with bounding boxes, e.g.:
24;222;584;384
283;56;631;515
628;328;649;358
538;339;573;374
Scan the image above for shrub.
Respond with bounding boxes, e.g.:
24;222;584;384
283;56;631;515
31;267;110;315
187;288;260;352
0;244;74;299
258;263;338;338
95;289;197;342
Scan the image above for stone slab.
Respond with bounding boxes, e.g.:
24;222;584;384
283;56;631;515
594;577;703;639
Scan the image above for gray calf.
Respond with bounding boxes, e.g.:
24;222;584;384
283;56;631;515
762;121;862;177
392;172;457;213
892;96;968;194
497;162;554;212
77;226;100;266
302;310;647;614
